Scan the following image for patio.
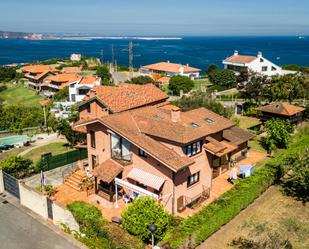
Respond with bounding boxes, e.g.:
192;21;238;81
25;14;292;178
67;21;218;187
53;149;267;220
179;149;267;217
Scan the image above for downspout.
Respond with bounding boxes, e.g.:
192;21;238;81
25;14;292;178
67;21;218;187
172;171;176;215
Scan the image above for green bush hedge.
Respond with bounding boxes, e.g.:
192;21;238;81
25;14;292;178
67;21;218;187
161;130;309;249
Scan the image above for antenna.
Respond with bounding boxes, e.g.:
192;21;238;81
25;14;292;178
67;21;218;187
129;42;133;78
100;49;104;64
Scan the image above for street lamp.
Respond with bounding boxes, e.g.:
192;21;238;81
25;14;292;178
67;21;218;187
149;223;157;249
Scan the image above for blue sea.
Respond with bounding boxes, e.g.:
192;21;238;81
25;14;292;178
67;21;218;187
0;36;308;69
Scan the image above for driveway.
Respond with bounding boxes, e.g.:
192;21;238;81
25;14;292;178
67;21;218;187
0;196;79;249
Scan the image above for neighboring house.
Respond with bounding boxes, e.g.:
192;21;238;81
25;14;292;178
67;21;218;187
21;64;58;90
140;61;201;79
73;85;253;214
223;51;296;76
259;102;305;124
41;73;81;96
157;76;171;85
69;75;101;102
70;54;81;61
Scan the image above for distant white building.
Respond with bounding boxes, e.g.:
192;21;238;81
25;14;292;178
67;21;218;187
140;61;201;80
69;75;101;102
223;51;296;77
70;54;82;61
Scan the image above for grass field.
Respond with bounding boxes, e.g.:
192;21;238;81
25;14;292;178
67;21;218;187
0;84;43;108
193;78;211;90
23;142;72;163
201;186;309;249
237;116;262;130
0;146;33;162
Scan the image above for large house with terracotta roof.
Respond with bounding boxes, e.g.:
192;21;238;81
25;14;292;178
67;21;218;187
140;61;201;80
21;64;59;89
73;83;254;214
223;51;296;77
259;102;305;124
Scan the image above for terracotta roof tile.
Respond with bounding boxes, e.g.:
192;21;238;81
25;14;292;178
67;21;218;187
142;62;200;73
79;75;100;85
82;83;168;113
21;64;58;74
157;76;171;84
224;55;257;64
223;126;255;146
259;102;305;116
93;159;123;183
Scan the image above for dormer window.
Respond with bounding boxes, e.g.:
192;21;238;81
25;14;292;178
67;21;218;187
204;118;214;124
184;141;202;157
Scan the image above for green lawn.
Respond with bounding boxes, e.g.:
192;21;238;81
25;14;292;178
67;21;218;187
0;146;33;162
193;78;211;90
23;142;73;163
238;116;262;130
0;84;43;108
78;70;96;76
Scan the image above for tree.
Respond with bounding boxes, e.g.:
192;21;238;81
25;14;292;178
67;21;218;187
174;91;234;118
126;75;154;85
96;65;112;85
55;118;85;146
0;66;17;81
208;69;236;86
262;119;292;154
53;87;69;101
239;74;270;104
282;150;309;202
121;197;171;242
168;75;194;95
0;156;33;178
206;64;218;74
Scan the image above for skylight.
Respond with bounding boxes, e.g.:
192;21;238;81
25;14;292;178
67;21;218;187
191;122;201;128
204;118;214;124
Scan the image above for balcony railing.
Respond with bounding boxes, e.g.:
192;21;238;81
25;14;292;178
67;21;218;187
111;149;133;166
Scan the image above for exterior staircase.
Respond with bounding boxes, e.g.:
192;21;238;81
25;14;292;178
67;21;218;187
64;170;87;191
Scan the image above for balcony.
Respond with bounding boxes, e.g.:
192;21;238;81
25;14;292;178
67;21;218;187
111;148;133;166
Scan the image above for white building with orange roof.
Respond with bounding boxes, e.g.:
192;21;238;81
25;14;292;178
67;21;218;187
21;64;59;89
41;73;81;96
223;50;296;76
69;75;101;102
140;61;201;79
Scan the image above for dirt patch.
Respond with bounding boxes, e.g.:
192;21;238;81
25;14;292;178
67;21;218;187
198;186;309;249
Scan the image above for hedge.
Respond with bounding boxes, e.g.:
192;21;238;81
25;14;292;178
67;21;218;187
161;130;309;249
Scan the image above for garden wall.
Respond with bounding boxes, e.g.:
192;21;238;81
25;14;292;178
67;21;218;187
52;202;80;232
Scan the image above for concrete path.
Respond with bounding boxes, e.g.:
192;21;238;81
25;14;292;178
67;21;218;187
0;195;81;249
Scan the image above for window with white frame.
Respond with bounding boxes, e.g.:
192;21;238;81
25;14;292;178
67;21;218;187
187;171;200;187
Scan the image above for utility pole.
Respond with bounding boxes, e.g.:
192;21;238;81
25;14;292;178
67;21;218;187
111;45;115;66
129;42;133;78
100;49;104;64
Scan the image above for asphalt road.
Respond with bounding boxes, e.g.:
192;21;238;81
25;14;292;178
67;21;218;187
0;196;79;249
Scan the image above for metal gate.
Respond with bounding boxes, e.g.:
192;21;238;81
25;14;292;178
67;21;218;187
3;171;20;199
47;197;53;220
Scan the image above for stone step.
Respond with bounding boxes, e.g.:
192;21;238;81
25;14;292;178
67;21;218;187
64;181;81;191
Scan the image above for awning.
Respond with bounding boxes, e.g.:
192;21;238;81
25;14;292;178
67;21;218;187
115;177;158;199
126;168;165;191
93;159;123;183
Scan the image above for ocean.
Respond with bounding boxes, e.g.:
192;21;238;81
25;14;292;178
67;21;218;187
0;36;308;70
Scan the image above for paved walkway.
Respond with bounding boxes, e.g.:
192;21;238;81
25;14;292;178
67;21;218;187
0;195;81;249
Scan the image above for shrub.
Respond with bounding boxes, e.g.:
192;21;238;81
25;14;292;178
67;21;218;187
37;184;56;197
96;65;112;85
67;201;112;249
126;75;154;85
168;75;194;95
0;156;33;178
122;197;171;242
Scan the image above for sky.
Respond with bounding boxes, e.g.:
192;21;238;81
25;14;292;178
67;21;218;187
1;0;309;36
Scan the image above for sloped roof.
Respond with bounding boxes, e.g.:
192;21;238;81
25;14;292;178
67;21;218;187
79;75;100;85
21;65;58;73
93;159;123;183
157;76;171;84
82;83;168;113
259;103;305;116
46;73;81;83
142;62;200;73
224;55;257;64
223;126;255;146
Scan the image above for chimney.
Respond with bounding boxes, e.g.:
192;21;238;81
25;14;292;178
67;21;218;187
167;60;170;63
257;51;263;58
234;50;239;56
186;63;189;67
171;107;181;123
